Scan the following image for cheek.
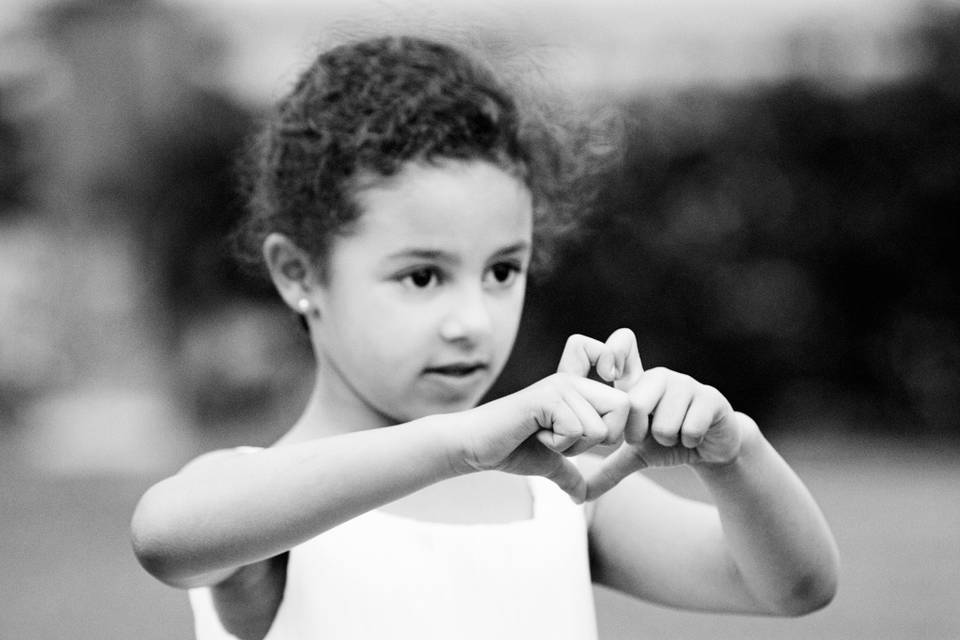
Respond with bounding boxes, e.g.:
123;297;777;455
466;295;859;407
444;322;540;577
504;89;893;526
349;296;434;356
494;289;526;344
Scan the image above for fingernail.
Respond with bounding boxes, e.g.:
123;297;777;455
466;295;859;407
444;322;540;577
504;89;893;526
609;364;619;380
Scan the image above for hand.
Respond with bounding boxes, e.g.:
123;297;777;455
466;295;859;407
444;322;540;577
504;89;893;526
556;330;744;501
553;329;644;454
457;372;631;503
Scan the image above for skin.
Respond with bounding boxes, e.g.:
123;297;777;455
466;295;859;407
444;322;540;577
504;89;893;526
131;159;839;639
557;330;840;615
273;159;535;436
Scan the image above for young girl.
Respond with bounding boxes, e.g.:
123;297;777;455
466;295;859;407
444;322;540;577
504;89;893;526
131;36;839;640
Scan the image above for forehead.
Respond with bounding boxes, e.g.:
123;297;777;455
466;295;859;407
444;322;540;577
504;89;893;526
345;160;533;257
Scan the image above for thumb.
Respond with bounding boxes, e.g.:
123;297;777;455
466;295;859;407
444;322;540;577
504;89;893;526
584;444;648;501
539;452;587;503
535;429;582;454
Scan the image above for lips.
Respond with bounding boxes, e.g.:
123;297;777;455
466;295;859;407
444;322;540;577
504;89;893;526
424;362;488;377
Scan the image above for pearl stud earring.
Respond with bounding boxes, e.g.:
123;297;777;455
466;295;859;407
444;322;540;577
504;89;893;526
296;298;311;314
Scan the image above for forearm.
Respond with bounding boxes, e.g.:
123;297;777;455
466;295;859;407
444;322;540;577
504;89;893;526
131;415;464;587
694;413;839;615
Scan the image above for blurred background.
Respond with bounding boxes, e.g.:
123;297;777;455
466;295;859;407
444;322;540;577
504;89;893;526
1;0;958;637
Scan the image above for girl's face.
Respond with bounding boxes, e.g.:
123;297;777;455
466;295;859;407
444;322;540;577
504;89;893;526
309;159;533;426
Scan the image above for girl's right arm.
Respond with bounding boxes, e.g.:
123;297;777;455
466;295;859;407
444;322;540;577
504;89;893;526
130;373;629;589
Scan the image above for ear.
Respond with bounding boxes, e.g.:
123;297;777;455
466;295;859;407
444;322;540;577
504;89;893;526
262;232;320;314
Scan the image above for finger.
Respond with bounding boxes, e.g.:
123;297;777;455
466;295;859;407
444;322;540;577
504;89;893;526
679;389;716;449
562;440;598;457
535;394;584;452
562;386;611;452
535;429;580;453
649;383;693;447
556;334;615;380
594;347;620;384
604;328;644;390
624;370;668;444
540;451;587;503
569;377;631;445
584;444;648;501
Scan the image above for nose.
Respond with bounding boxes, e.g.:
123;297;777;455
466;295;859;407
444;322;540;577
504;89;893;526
439;285;493;345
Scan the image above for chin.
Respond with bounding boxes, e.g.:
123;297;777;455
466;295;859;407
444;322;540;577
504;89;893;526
377;377;494;423
403;394;484;422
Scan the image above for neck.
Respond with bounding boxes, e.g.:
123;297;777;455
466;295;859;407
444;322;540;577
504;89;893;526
278;360;394;445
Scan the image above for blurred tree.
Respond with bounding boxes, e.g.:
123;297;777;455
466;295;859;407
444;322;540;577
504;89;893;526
0;88;29;213
29;0;301;430
0;0;294;463
497;8;960;442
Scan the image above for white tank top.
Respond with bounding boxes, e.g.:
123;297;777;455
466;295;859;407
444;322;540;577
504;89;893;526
189;474;598;640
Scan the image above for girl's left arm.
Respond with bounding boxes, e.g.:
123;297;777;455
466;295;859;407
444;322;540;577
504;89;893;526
588;414;839;616
586;409;839;617
694;414;840;614
559;331;838;616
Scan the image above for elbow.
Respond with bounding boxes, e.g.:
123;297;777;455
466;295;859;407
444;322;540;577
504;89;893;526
131;485;238;589
130;495;176;586
763;537;841;617
131;523;206;589
777;573;838;616
769;558;840;617
790;542;841;616
130;531;178;587
130;487;196;589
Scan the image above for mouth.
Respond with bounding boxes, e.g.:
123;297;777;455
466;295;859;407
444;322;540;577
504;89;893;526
423;362;489;378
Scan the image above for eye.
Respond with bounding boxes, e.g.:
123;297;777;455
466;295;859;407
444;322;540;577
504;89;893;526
400;267;441;289
485;261;522;287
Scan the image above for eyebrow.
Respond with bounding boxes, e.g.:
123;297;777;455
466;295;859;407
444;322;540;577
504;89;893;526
491;241;531;258
385;249;455;263
386;241;531;262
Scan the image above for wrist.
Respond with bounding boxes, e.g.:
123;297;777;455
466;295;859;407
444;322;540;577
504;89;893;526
418;407;491;478
409;412;476;481
439;391;531;476
696;412;764;477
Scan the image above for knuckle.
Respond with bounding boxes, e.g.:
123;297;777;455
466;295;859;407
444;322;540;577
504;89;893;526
651;423;676;441
657;368;683;382
564;334;587;351
685;418;708;436
702;384;723;402
628;390;648;412
604;434;623;446
588;421;608;440
547;372;572;388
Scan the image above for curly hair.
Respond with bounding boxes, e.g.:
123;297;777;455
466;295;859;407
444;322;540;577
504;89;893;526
232;35;618;280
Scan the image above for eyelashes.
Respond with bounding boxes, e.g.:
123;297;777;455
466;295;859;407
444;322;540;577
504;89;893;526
401;267;441;288
396;261;524;290
487;261;521;286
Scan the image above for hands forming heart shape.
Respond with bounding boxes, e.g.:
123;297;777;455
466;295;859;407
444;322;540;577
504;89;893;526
533;328;744;502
